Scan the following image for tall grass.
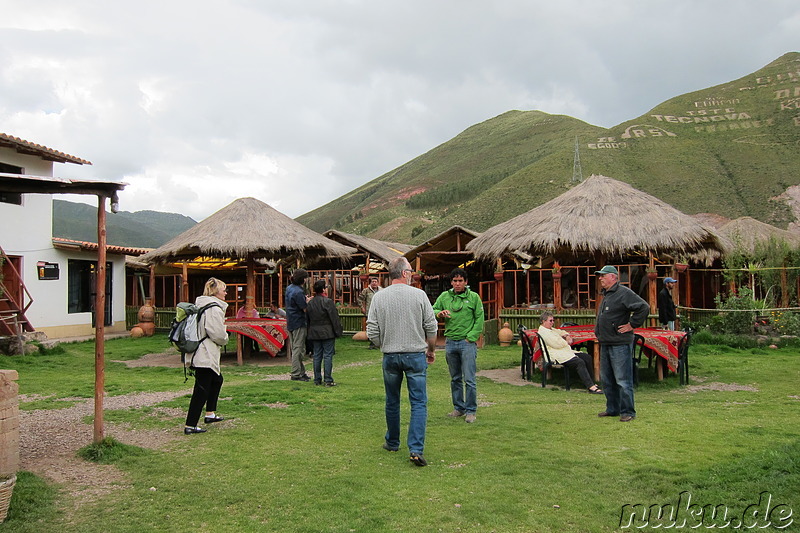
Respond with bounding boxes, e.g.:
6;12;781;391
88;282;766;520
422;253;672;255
2;336;799;532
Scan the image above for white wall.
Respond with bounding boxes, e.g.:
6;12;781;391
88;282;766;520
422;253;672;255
0;146;127;337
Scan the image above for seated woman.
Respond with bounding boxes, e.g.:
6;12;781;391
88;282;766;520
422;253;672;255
537;311;602;394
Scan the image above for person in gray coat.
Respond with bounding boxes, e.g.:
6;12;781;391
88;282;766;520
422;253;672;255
594;265;649;422
306;280;343;386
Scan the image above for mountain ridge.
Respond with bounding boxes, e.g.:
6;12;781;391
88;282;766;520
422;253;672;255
297;51;800;244
52;199;197;249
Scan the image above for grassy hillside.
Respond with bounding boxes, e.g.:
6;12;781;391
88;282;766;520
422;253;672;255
298;52;800;243
53;199;197;248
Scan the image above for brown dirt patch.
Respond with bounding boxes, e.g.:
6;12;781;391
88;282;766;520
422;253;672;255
113;347;292;368
477;368;537;387
680;382;759;393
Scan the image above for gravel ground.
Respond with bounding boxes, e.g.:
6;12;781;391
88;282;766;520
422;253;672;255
18;390;189;502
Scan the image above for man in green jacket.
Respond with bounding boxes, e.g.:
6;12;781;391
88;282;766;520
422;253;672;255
433;268;484;423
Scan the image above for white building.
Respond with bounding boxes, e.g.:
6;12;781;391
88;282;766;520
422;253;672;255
0;133;129;339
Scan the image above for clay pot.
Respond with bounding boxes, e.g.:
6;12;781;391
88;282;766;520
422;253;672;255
137;301;155;323
494;272;504;281
647;271;658;281
675;263;688;272
130;326;144;338
352;331;368;341
498;322;514;346
139;322;155;336
552;271;562;280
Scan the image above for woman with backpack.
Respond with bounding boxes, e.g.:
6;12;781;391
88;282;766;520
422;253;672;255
184;277;230;435
306;279;343;386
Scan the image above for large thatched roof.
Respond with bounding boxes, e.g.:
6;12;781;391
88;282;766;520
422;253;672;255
140;197;355;264
323;230;412;264
718;216;800;254
467;174;725;260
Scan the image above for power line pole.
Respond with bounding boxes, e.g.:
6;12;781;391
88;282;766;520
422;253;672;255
572;136;583;184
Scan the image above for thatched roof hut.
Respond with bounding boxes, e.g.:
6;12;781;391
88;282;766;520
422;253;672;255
140;197;355;264
467;174;725;262
717;216;800;254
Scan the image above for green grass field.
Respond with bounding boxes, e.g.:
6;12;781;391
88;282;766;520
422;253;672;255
1;336;798;532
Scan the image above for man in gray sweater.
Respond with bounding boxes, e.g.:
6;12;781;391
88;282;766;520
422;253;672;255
367;257;437;467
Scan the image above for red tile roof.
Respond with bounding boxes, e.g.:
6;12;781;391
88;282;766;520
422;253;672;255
52;237;150;256
0;133;91;165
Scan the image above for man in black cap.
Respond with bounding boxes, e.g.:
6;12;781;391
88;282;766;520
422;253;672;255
658;277;678;330
594;265;649;422
285;268;311;381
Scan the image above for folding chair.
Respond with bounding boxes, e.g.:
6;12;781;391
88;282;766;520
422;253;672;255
677;329;692;385
518;325;534;381
632;334;646;387
536;332;572;390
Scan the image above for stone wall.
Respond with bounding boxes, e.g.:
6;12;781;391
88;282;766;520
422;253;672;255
0;370;19;476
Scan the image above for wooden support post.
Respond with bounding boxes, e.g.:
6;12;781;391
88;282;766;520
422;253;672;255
149;264;156;307
182;262;189;303
94;194;107;444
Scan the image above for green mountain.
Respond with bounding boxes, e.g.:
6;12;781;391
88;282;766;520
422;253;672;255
297;52;800;243
52;199;197;249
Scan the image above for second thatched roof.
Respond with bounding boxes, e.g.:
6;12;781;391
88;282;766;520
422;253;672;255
323;230;413;264
467;174;725;260
718;216;800;254
139;197;355;264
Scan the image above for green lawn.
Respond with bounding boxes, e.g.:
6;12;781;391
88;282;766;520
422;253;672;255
1;337;799;532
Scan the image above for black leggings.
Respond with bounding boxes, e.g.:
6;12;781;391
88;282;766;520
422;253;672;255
185;367;224;427
561;352;596;389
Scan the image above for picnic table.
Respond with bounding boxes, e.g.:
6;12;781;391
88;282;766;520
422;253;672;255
523;325;686;381
225;317;288;365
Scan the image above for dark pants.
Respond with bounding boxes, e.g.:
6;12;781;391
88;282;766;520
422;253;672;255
185;367;224;427
562;352;596;389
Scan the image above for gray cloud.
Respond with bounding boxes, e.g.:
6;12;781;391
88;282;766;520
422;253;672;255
1;0;797;221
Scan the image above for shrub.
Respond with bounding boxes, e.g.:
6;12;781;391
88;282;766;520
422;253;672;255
691;329;760;349
769;310;800;336
710;287;758;335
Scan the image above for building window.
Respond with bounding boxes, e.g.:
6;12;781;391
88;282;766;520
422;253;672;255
68;259;112;317
0;162;23;205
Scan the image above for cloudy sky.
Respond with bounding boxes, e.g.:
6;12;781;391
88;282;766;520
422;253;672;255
1;1;798;222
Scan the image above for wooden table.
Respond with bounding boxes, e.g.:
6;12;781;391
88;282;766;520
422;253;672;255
225;318;289;365
525;326;686;381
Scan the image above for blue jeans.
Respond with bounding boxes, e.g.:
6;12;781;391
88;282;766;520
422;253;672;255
311;339;335;383
445;339;478;414
600;343;636;417
382;352;428;455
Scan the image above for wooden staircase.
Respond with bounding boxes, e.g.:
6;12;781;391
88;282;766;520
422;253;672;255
0;246;34;338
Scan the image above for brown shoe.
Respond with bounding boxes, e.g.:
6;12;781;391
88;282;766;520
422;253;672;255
597;411;618;417
447;410;465;418
619;415;634;422
465;414;476;423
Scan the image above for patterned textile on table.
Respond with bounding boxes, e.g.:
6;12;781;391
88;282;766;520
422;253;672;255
524;325;683;372
225;318;288;356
